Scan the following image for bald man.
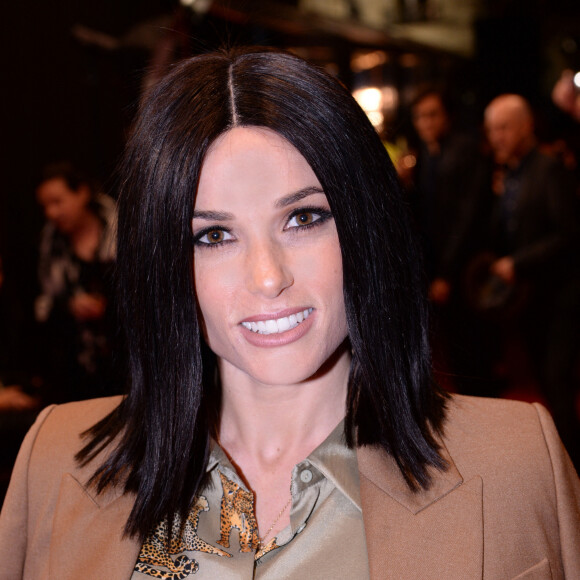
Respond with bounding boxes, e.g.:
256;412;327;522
484;94;580;466
484;95;542;283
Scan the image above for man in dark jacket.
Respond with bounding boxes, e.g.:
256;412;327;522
484;94;580;466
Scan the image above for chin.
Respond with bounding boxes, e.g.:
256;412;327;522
240;339;350;388
244;360;325;387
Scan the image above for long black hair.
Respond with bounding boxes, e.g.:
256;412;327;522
77;46;448;540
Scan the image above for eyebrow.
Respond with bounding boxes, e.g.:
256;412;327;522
274;186;325;209
192;209;234;221
192;186;325;221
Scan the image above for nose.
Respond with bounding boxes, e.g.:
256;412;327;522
245;239;294;298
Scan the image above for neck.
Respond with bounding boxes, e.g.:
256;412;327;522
425;141;441;155
217;343;351;467
215;342;351;544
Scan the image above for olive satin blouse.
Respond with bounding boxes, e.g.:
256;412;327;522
131;421;370;579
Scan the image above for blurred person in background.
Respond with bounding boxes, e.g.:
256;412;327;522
401;87;494;396
484;94;580;467
551;69;580;183
552;69;580;123
35;162;123;402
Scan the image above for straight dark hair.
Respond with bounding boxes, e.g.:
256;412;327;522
77;46;448;541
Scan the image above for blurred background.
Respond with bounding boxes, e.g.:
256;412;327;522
0;0;579;498
3;0;579;244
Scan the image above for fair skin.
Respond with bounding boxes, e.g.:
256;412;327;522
192;127;351;542
484;95;537;285
37;177;107;320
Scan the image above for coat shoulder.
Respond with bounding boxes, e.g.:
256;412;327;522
26;396;123;480
445;393;542;430
0;396;126;578
442;395;562;478
42;395;122;435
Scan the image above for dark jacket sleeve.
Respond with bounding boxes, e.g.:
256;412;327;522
511;153;580;279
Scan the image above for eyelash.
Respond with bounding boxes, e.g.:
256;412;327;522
192;206;333;248
192;227;234;249
285;206;333;232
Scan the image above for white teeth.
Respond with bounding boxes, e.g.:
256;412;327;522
241;308;313;335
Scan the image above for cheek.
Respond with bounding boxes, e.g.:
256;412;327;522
194;258;238;338
194;283;228;354
194;261;221;329
314;241;346;314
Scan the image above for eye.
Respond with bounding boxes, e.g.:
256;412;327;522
286;208;330;229
194;228;233;246
289;211;315;226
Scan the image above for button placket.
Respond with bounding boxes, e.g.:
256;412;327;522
283;461;321;545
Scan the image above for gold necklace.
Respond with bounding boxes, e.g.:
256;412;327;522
215;433;292;547
258;494;292;547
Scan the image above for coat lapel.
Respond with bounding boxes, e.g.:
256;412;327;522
358;443;483;579
45;435;483;579
49;473;140;580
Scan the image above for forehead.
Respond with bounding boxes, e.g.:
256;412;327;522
486;101;525;128
195;127;321;207
414;94;444;113
37;177;73;200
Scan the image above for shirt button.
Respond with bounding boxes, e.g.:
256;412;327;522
296;523;306;534
300;469;313;483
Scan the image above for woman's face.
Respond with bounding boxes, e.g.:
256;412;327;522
193;127;348;387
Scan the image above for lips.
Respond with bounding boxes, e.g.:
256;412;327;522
241;308;313;335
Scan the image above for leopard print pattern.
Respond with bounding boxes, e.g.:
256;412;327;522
217;471;260;553
134;495;231;579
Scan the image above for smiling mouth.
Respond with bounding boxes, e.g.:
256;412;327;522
241;308;313;335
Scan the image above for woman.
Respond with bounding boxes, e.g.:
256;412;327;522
1;47;579;579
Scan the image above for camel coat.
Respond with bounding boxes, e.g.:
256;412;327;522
0;394;579;579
